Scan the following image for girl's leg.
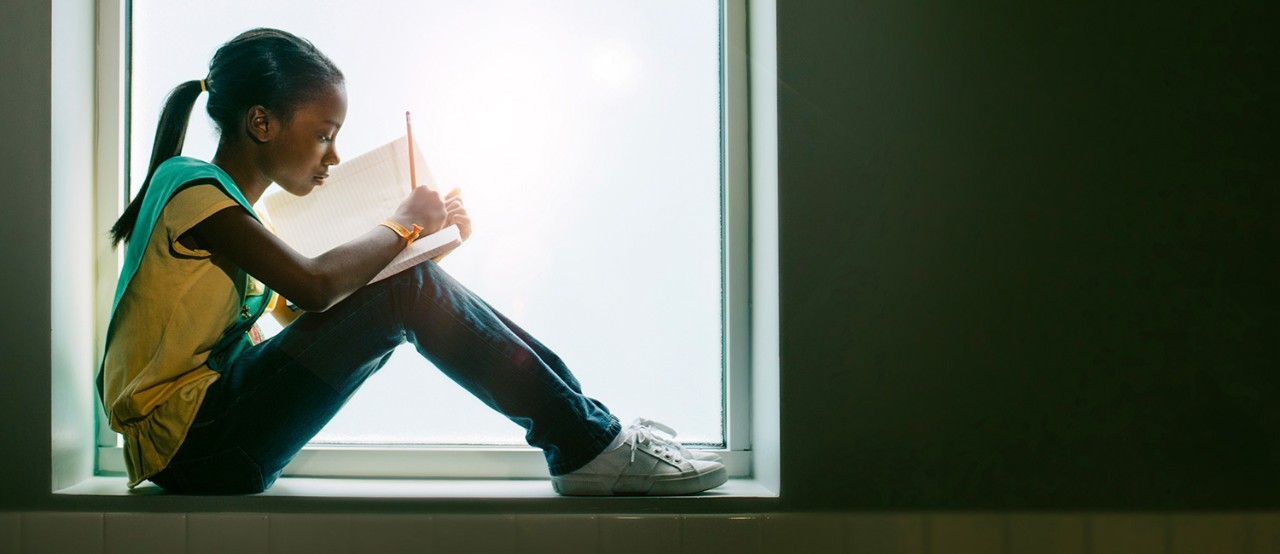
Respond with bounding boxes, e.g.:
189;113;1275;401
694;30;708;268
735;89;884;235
150;261;619;494
395;261;621;475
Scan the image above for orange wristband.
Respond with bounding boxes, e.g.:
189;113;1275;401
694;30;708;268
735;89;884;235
379;219;423;247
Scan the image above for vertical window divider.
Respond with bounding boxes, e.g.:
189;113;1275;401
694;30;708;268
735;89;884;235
723;0;753;455
94;0;128;451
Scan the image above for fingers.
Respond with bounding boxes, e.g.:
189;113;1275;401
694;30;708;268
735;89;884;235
405;186;447;231
448;213;472;241
437;187;469;240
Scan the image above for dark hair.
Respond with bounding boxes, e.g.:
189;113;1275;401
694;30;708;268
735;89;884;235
110;28;344;247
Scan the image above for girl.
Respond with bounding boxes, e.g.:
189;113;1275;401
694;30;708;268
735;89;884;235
99;27;727;496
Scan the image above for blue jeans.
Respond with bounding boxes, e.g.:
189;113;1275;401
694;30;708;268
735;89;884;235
149;261;621;494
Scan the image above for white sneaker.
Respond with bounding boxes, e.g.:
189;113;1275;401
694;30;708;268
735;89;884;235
628;418;722;462
552;425;728;496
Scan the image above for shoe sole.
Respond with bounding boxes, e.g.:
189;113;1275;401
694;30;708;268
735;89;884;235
552;465;729;496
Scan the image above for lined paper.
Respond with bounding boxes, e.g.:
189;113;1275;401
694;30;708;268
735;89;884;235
262;135;460;283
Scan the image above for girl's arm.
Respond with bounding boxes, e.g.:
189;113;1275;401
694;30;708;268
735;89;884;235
190;187;447;312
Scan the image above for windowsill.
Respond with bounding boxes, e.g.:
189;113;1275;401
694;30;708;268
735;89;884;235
96;446;754;480
57;476;777;499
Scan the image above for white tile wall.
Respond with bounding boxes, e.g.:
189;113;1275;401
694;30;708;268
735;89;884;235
1251;514;1280;554
350;513;432;553
517;514;597;554
1091;514;1168;554
104;513;186;554
269;514;351;554
598;515;681;554
433;514;518;554
846;513;925;554
0;511;1273;553
1006;514;1085;554
20;513;103;554
187;513;269;554
682;514;762;554
0;513;19;554
928;514;1006;554
1170;514;1248;554
763;513;845;552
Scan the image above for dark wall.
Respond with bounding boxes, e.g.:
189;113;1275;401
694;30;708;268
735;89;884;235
2;0;1277;511
777;0;1279;509
0;0;53;508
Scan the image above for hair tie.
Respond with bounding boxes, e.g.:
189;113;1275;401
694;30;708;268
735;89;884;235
199;79;208;93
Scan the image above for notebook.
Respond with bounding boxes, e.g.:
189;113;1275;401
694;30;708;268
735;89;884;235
261;135;462;284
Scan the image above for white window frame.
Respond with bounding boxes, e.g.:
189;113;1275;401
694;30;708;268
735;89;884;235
93;0;755;480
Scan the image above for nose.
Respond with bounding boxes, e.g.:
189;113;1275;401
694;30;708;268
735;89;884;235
324;143;340;167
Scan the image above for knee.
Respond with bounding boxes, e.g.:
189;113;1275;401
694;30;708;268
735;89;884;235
400;259;442;286
403;259;465;298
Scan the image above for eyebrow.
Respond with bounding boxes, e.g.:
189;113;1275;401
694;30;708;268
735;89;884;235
323;119;343;128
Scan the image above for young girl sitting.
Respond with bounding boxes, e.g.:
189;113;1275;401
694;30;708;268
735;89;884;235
98;27;727;496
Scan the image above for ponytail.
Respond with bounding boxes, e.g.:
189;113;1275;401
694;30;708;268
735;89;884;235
109;79;205;247
109;28;343;248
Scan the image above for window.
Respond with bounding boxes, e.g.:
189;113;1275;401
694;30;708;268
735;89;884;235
97;0;752;479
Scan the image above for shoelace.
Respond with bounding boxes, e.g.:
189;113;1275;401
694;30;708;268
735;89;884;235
629;418;698;459
633;417;680;438
626;425;682;464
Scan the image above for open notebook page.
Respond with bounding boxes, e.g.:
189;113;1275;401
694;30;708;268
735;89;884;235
261;135;461;283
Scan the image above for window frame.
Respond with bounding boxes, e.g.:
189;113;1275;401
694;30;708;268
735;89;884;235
93;0;754;480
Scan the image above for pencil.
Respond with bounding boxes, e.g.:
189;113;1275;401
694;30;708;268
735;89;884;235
405;111;418;190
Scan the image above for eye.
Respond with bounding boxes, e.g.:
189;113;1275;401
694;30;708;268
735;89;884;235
318;135;332;143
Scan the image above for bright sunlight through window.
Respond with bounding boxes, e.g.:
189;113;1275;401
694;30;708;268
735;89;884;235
129;1;725;447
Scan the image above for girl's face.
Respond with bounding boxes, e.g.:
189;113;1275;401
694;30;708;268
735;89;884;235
262;83;348;196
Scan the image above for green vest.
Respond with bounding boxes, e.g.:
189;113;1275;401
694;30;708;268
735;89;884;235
97;157;273;399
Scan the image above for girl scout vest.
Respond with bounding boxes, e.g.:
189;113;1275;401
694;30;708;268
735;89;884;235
96;157;273;401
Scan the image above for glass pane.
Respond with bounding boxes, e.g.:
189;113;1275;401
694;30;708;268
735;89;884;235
131;0;723;445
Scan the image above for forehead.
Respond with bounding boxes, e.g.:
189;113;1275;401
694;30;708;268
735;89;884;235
291;83;348;124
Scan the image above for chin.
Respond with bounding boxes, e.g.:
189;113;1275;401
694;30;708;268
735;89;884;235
284;182;319;197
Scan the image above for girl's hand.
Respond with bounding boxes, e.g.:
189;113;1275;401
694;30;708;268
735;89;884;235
442;187;472;242
431;187;471;264
392;186;448;233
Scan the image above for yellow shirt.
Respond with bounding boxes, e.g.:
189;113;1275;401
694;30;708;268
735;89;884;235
103;184;250;487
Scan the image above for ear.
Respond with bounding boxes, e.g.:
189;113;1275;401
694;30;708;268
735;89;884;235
245;105;275;144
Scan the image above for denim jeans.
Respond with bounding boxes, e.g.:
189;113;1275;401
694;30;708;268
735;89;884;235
149;260;621;494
